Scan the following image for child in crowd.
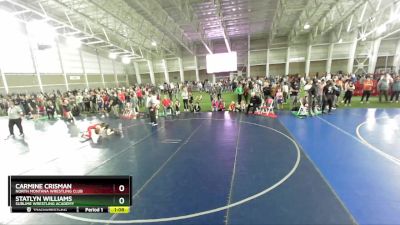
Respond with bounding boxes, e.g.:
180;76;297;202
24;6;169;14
343;81;355;106
211;96;219;112
62;99;75;123
162;95;173;115
218;98;225;111
275;88;284;110
193;102;201;113
174;100;181;115
228;101;236;112
240;100;246;112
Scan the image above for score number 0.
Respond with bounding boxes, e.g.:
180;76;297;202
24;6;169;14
118;184;126;205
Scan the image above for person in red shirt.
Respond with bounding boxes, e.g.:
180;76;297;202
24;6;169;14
117;90;126;111
360;76;373;104
136;88;143;107
162;95;172;115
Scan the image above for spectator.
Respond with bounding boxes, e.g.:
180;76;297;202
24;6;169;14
343;81;355;106
235;83;244;104
377;74;390;102
246;92;262;114
360;76;373;104
181;87;189;112
390;75;400;103
7;100;24;138
162;95;173;115
322;80;335;114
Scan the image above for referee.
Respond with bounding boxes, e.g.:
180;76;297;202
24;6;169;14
7;100;24;138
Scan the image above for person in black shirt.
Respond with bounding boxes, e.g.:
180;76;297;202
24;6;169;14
246;92;262;114
290;79;300;109
262;83;272;100
322;80;335;114
307;79;317;116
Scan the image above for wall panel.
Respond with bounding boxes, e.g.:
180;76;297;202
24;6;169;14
60;45;83;74
199;69;208;81
310;61;327;77
289;62;305;75
311;45;328;60
82;51;100;74
166;58;180;72
35;47;62;74
269;49;286;63
269;64;285;76
331;59;348;74
250;65;266;77
184;70;196;81
169;71;181;83
87;75;103;88
140;73;151;84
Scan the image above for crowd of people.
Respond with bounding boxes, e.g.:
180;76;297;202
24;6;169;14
1;71;399;138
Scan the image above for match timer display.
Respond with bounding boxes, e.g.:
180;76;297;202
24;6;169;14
8;176;132;213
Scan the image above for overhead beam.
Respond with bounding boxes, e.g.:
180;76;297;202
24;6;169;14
123;0;194;55
133;62;141;84
269;0;286;46
168;0;213;54
215;0;231;52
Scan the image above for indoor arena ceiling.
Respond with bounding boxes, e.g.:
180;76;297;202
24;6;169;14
0;0;399;59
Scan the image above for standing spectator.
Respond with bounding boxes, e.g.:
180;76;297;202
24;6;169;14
181;87;189;112
246;92;262;114
282;82;289;104
378;74;390;102
235;83;244;104
7;101;24;138
390;75;400;103
46;100;55;120
360;76;373;104
275;88;284;110
343;81;355;106
290;79;300;109
306;79;317;115
322;80;335;114
148;92;159;126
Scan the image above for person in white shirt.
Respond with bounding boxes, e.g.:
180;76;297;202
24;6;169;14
181;87;189;112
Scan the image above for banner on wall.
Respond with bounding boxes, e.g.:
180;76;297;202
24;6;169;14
69;76;81;80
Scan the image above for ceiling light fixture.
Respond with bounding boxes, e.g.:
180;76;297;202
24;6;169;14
151;41;157;46
108;52;117;59
122;57;131;64
303;23;310;30
376;24;387;34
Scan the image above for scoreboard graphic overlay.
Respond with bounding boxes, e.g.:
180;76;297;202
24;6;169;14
8;176;132;213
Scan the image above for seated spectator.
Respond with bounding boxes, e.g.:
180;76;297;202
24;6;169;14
246;92;262;114
174;100;181;115
240;100;246;112
228;101;236;112
45;101;55;120
193;102;201;113
218;98;225;111
211;96;219;112
162;95;173;115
